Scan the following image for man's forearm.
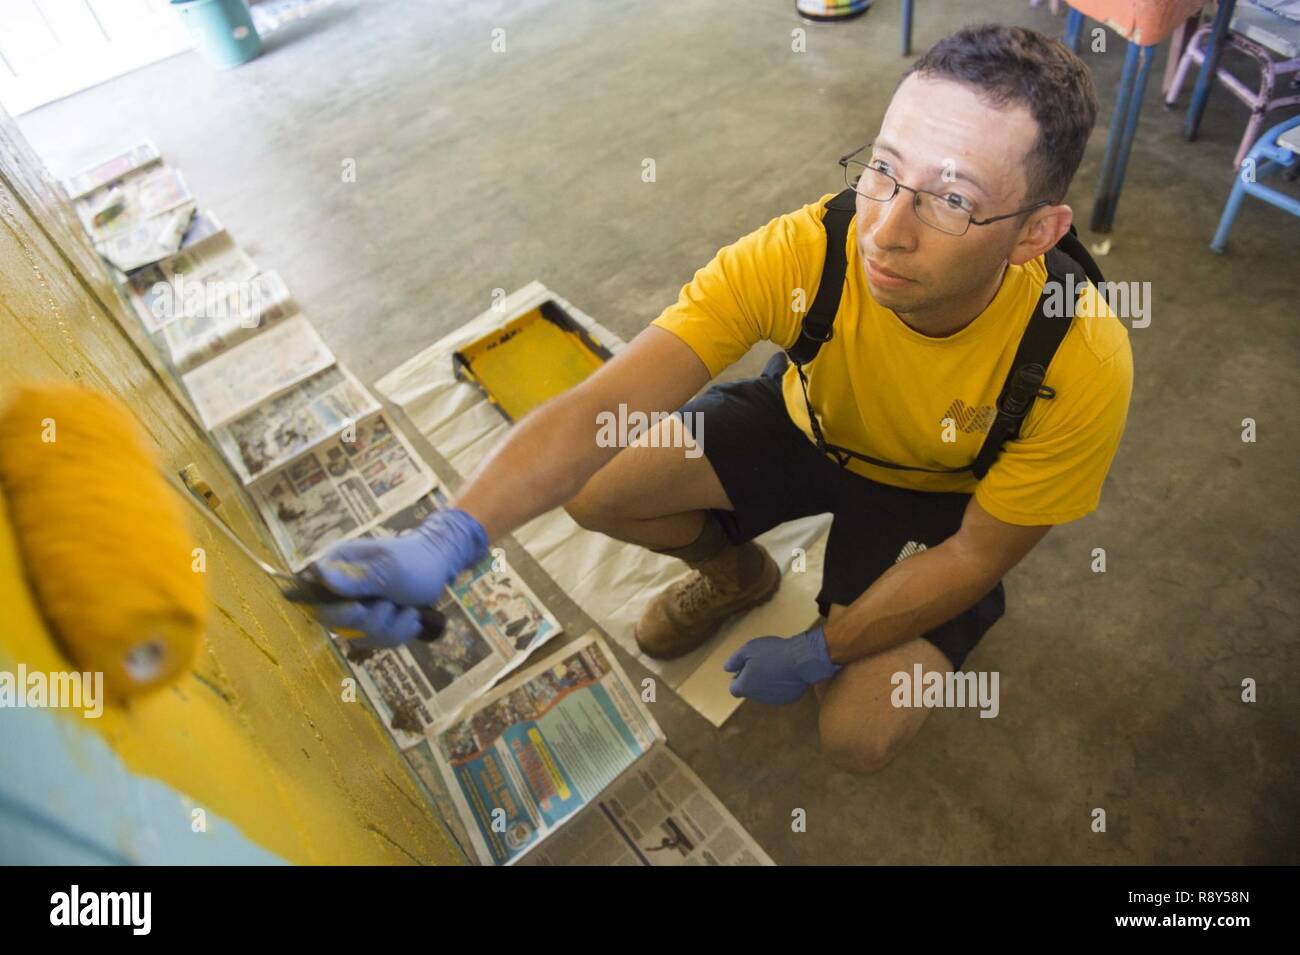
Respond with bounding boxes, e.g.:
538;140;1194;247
452;389;615;542
822;541;1000;663
447;326;714;544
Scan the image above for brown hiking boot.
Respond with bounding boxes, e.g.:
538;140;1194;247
635;541;781;659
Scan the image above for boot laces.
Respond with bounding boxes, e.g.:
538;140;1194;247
677;572;727;614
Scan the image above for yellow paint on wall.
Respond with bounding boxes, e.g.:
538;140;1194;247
0;114;463;865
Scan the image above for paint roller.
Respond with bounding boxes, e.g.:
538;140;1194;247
0;383;205;699
0;383;443;701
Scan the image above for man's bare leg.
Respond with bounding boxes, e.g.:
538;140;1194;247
814;603;953;775
564;413;730;547
566;414;780;659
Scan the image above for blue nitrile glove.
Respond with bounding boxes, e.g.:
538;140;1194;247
311;508;489;648
723;625;841;705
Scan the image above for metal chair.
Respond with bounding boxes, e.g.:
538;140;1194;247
1210;113;1300;251
1165;1;1300;169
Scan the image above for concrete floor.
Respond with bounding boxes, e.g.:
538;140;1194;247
20;0;1299;864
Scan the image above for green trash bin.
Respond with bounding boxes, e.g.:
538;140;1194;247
171;0;262;69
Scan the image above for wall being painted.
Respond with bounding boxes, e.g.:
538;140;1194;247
0;110;463;866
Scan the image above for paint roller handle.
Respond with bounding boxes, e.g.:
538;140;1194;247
304;509;488;646
282;569;447;642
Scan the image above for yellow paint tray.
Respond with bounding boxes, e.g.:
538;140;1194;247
453;299;613;422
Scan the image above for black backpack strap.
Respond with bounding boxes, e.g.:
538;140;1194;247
969;235;1101;480
1053;223;1106;287
785;188;856;366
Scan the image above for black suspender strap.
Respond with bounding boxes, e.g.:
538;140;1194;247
969;246;1081;479
1052;224;1105;287
786;191;1104;479
786;188;857;366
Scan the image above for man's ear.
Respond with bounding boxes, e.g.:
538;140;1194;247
1008;204;1074;266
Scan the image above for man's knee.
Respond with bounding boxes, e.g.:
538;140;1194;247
818;715;910;775
563;486;598;529
563;480;618;533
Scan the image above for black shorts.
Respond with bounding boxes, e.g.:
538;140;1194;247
677;352;1005;670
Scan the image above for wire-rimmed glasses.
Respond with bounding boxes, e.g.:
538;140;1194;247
839;142;1050;237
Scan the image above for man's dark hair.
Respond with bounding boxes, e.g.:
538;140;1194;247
899;24;1099;206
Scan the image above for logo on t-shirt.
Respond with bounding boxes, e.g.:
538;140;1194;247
941;398;996;434
895;540;928;563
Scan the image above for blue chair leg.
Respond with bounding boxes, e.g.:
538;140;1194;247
1210;172;1251;253
1184;0;1236;141
902;0;914;56
1097;43;1157;233
1064;8;1084;54
1091;41;1145;232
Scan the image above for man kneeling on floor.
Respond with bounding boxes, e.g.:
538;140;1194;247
312;24;1133;775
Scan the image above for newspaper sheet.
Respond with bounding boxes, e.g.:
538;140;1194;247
163;272;297;373
428;632;664;865
119;210;224;322
158;224;257;287
250;412;433;570
518;743;774;866
96;202;196;273
62;141;162;201
115;209;222;283
211;364;378;484
433;485;562;662
76;165;193;239
78;165;197;272
181;313;335;429
336;492;563;748
125;226;259;334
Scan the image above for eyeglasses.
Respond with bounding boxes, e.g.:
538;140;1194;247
839;142;1050;237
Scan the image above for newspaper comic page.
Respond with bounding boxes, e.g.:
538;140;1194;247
336;493;563;748
210;364;376;484
250;412;433;570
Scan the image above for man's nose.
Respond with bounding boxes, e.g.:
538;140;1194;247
867;189;918;251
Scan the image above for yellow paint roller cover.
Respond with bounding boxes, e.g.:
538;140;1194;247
0;383;206;699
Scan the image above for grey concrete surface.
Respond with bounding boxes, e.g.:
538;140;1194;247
19;0;1299;864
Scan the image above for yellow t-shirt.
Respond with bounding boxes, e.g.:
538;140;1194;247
651;193;1133;526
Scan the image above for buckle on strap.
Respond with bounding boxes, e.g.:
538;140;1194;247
819;444;852;469
998;363;1047;418
802;324;833;345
